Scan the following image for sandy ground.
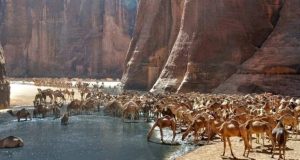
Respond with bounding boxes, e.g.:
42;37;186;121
177;136;300;160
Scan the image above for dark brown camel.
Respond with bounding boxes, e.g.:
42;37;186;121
7;108;32;122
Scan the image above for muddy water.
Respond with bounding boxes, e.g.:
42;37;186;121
1;81;197;160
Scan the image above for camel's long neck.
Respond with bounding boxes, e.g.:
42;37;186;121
8;111;16;117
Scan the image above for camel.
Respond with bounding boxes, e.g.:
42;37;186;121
122;101;140;121
61;114;69;125
219;120;250;158
53;90;66;102
182;119;205;143
67;99;83;115
38;88;54;103
271;119;289;159
245;119;274;147
62;89;72;100
279;114;298;139
147;116;176;143
103;100;123;117
34;93;44;104
7;108;32;122
0;136;24;148
33;104;51;118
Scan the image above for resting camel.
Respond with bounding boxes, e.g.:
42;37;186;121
271;119;289;159
7;108;32;122
147;116;176;143
0;136;24;148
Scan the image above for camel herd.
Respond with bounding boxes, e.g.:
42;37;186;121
3;83;300;159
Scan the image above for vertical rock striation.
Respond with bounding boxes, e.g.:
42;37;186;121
0;44;9;109
214;0;300;96
123;0;290;95
0;0;137;78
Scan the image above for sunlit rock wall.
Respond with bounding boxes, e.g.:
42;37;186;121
123;0;300;96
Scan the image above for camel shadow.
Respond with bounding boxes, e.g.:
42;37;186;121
221;155;254;160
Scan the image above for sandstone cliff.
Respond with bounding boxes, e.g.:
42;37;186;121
214;0;300;96
123;0;300;96
0;43;9;109
0;0;137;78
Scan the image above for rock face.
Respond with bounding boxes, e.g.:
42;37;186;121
0;0;137;78
123;0;300;96
214;0;300;96
0;43;9;109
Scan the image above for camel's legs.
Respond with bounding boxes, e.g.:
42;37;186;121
147;124;156;141
262;133;265;146
171;125;176;143
279;145;282;159
222;136;226;156
283;144;286;160
227;137;236;158
160;127;164;143
271;141;275;158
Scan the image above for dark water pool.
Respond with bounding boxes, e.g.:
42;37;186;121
0;113;196;160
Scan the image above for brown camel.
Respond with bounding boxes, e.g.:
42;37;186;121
67;99;83;115
182;119;205;143
53;90;66;102
38;88;54;103
7;108;32;122
147;116;176;143
33;104;51;118
122;101;140;121
245;119;274;147
271;119;289;160
0;136;24;148
219;120;250;158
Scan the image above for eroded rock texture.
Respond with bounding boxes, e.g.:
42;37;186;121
0;0;137;78
123;0;300;96
214;0;300;96
0;44;9;109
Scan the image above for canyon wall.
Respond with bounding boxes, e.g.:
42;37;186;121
123;0;300;96
0;43;9;109
0;0;137;78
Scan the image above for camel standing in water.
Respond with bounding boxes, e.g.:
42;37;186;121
61;114;69;125
147;116;176;143
7;108;32;122
0;136;24;148
122;101;140;121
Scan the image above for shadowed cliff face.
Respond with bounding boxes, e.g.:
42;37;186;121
122;0;300;96
0;43;9;109
0;0;137;78
214;0;300;96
